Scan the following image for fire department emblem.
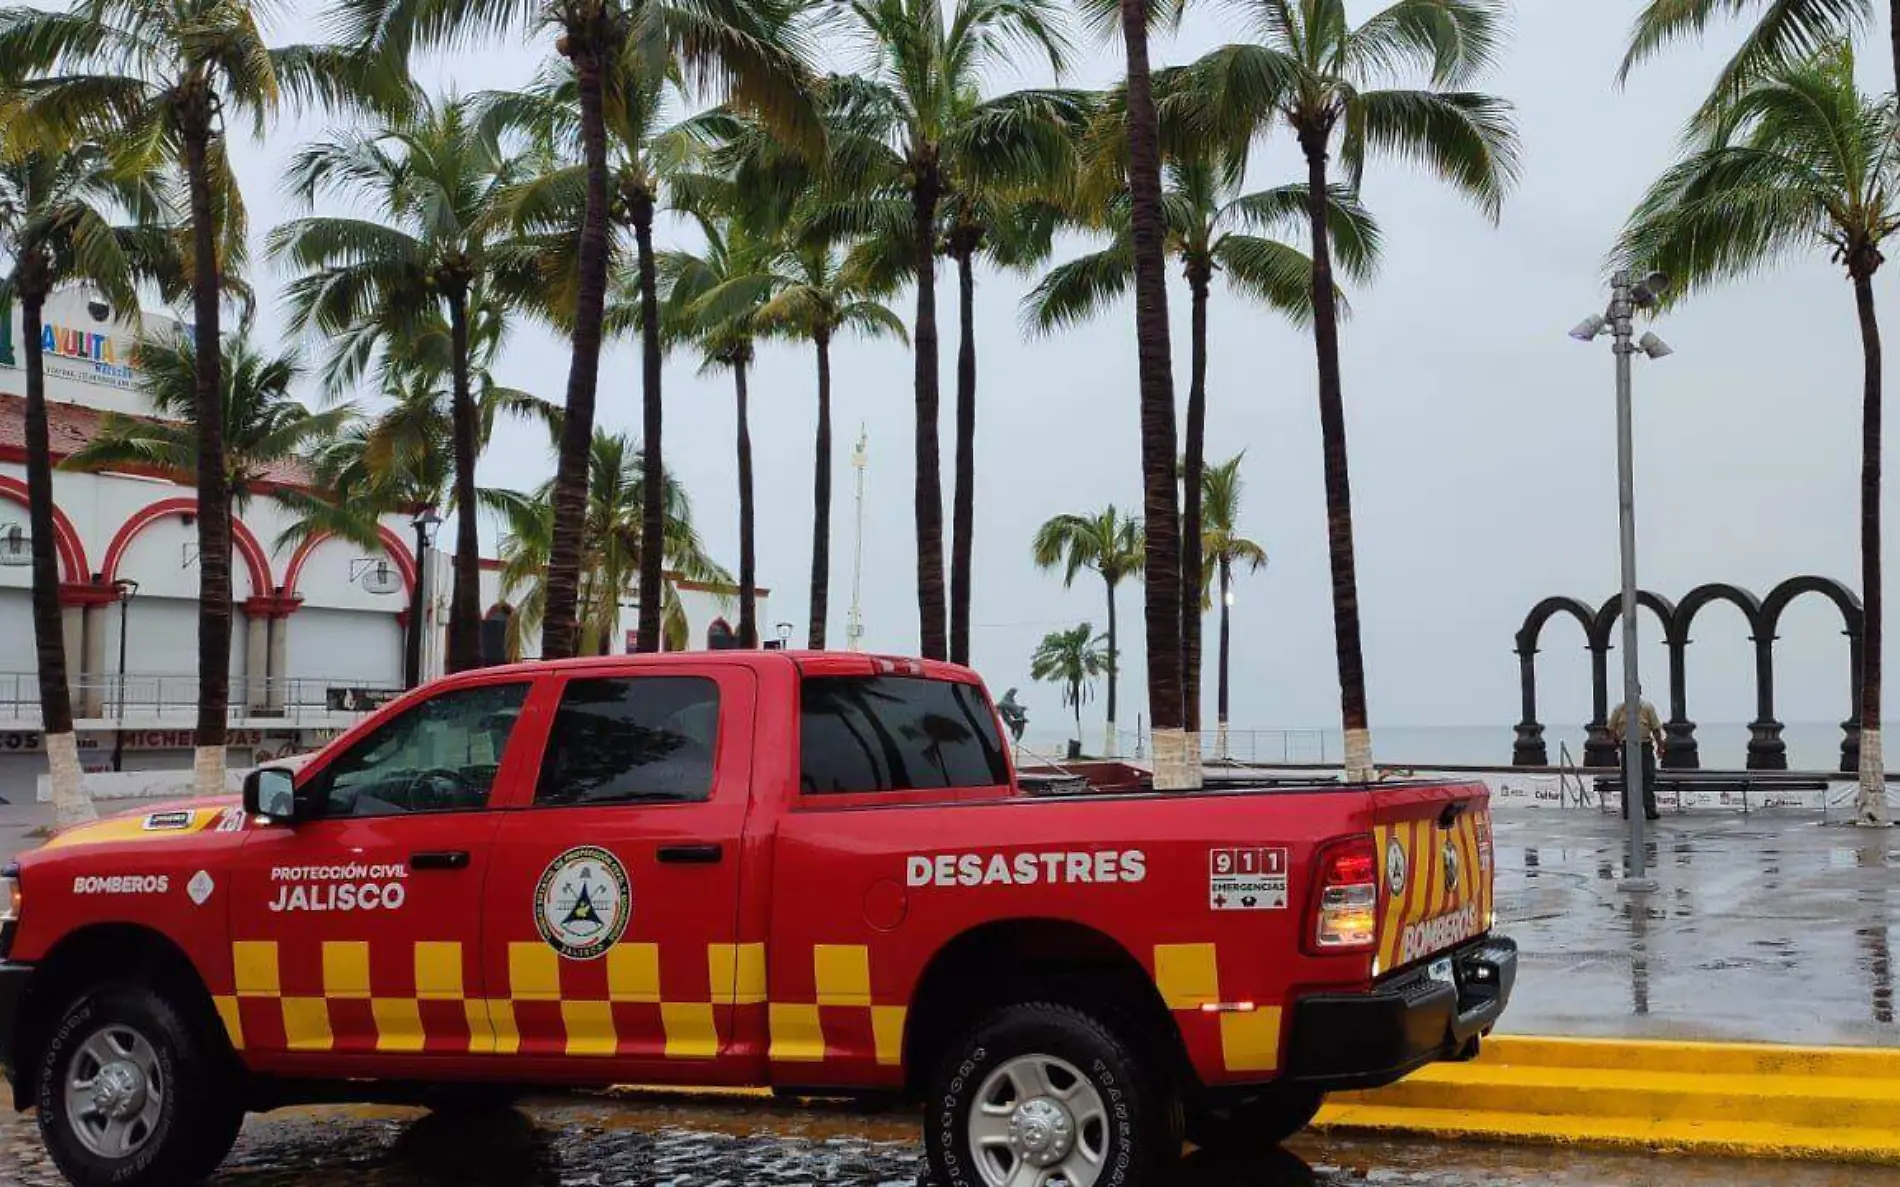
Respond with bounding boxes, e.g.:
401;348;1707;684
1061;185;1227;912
1386;836;1408;895
535;846;632;960
1442;840;1461;893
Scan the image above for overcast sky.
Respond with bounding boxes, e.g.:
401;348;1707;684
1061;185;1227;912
217;1;1900;748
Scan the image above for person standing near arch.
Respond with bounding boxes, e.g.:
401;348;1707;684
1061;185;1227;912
1608;684;1664;820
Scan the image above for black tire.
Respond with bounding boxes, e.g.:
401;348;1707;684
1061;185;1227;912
1185;1086;1325;1153
922;1001;1181;1187
425;1083;523;1116
36;983;243;1187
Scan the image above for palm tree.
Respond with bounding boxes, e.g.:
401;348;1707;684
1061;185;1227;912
338;0;817;664
0;0;406;792
491;429;730;656
64;330;358;515
481;65;718;657
662;208;775;648
1030;622;1108;749
1032;506;1143;757
0;142;166;825
1201;453;1268;762
1185;0;1519;780
1027;150;1379;734
825;0;1077;660
751;244;907;649
1072;0;1190;786
1617;43;1895;824
270;93;527;674
1621;0;1881;116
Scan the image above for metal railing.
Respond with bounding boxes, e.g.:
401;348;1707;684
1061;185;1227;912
1012;728;1332;766
0;672;404;728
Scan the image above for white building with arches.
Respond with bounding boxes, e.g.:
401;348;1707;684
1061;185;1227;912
0;292;765;801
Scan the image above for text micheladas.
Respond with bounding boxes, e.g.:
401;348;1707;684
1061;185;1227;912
907;850;1147;888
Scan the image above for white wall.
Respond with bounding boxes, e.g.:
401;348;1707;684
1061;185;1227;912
285;607;402;689
0;589;34;675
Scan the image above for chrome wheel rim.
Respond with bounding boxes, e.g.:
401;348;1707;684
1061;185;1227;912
968;1053;1109;1187
64;1024;164;1160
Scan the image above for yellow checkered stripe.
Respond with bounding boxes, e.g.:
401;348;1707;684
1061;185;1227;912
213;941;905;1067
1152;944;1282;1074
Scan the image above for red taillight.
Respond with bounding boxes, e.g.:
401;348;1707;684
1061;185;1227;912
1310;837;1379;953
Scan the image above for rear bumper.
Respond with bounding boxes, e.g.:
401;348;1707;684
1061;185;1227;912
0;961;29;1102
1280;935;1517;1091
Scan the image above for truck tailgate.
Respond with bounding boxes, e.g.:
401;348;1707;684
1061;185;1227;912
1369;782;1492;974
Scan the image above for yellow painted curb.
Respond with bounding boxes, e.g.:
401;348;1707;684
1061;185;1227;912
1313;1036;1900;1164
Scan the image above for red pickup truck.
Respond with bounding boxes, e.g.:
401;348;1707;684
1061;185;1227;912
0;652;1514;1187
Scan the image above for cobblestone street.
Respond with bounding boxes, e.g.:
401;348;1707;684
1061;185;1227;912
4;1094;1898;1187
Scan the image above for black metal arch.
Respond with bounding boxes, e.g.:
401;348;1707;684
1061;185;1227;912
1512;596;1600;767
1513;576;1864;772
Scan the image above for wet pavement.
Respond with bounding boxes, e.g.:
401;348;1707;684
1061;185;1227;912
1491;808;1900;1046
5;1093;1900;1187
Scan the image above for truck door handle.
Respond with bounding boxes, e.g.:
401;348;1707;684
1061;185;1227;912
411;850;471;871
658;843;724;865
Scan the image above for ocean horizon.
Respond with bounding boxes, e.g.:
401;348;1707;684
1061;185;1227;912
1020;721;1880;772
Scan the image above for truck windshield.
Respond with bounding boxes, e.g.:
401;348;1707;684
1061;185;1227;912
799;676;1009;795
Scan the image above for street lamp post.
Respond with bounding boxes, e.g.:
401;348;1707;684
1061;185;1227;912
1572;270;1673;892
847;426;868;652
406;508;443;689
110;578;138;772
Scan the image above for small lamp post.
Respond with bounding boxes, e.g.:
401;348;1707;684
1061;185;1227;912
406;508;443;689
110;578;139;772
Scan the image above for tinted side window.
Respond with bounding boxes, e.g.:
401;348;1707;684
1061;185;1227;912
535;676;721;806
800;676;1009;794
318;682;528;817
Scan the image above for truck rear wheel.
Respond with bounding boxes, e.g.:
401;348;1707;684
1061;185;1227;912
36;984;243;1187
923;1001;1181;1187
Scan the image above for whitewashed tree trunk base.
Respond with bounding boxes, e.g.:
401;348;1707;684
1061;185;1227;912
1214;721;1230;763
1344;727;1375;783
1857;728;1892;826
1153;728;1203;791
193;745;226;799
1104;719;1118;760
47;732;95;827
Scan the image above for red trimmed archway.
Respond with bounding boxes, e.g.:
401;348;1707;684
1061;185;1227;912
283;527;416;600
102;497;272;595
0;474;88;582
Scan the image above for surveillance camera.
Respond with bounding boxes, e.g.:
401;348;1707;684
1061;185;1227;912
1638;332;1674;359
1569;314;1608;342
87;299;111;323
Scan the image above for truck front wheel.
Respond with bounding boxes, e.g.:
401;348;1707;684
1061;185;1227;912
923;1001;1181;1187
36;984;243;1187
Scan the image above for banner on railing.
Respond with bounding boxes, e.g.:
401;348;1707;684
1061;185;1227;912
325;687;400;712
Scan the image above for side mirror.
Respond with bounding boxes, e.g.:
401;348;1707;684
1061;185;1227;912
243;767;299;824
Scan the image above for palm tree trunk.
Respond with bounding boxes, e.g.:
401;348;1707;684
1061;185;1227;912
1890;1;1900;105
912;166;948;660
736;355;758;649
21;290;89;824
1117;3;1192;789
634;195;665;654
951;247;977;667
1104;573;1119;758
1183;267;1210;740
1853;262;1889;824
183;119;231;796
1300;130;1373;782
543;36;612;661
1218;557;1232;762
809;331;833;649
446;288;481;673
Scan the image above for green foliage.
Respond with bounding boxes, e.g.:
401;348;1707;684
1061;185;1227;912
491;429;730;656
1031;505;1145;589
1621;0;1871;116
1616;41;1900;291
1030;621;1109;736
1201;452;1268;606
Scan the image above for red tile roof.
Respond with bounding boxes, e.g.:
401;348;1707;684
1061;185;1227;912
0;391;310;487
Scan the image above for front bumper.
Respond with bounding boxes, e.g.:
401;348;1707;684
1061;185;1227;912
1281;935;1517;1091
0;961;29;1095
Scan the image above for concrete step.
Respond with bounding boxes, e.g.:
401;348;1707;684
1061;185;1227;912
1311;1036;1900;1163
